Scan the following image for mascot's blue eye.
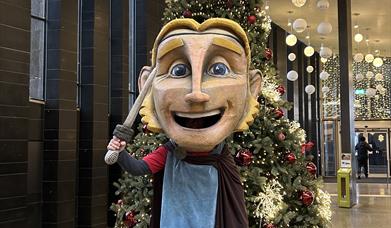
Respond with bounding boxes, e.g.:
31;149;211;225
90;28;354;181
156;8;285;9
170;64;190;77
208;63;230;76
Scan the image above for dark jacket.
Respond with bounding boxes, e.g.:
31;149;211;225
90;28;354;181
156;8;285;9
355;141;373;160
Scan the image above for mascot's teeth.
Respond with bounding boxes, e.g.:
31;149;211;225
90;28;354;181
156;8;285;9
176;110;221;118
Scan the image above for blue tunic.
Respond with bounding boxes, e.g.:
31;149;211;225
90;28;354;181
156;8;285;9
160;144;224;228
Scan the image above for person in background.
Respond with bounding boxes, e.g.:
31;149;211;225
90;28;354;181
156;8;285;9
355;136;373;179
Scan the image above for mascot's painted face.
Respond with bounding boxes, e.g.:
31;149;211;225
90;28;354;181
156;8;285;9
139;19;261;152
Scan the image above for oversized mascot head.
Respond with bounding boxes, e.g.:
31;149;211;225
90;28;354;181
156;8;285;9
138;18;262;152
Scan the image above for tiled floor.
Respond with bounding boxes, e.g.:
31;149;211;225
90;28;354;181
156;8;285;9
323;183;391;228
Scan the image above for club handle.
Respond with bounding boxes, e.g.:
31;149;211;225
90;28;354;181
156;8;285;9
104;150;120;165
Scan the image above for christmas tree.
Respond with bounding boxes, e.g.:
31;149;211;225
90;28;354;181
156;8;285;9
111;0;331;227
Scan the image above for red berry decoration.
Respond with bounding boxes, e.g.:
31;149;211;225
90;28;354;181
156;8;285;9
264;48;273;60
247;15;256;24
234;149;254;166
306;162;317;175
300;190;314;206
123;211;137;227
277;132;286;141
285;152;296;164
142;124;150;134
274;108;284;119
276;85;286;95
183;9;192;18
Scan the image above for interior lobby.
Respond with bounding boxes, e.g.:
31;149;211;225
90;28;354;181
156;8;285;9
0;0;390;227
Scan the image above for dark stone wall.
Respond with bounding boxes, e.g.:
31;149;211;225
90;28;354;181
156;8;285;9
0;0;30;227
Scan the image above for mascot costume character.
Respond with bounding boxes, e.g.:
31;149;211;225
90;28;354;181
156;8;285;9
106;18;262;228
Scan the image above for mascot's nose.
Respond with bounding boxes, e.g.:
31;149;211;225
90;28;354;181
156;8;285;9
185;91;210;103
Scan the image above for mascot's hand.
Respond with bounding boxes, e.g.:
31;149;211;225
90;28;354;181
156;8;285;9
107;136;127;152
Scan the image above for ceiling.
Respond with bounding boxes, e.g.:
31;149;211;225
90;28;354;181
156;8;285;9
267;0;391;57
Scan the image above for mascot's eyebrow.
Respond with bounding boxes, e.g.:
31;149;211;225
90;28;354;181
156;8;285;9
211;37;243;55
157;38;184;59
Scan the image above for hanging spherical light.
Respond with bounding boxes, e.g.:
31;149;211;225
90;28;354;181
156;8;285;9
366;88;377;97
304;46;315;57
375;73;384;81
319;71;329;80
373;57;383;67
317;22;332;35
288;53;296;61
317;0;330;10
321;86;330;94
293;19;307;33
292;0;307;7
320;57;327;63
365;53;374;63
366;71;374;79
375;84;384;91
354;33;363;43
353;53;364;62
306;65;314;73
319;47;332;58
286;34;298;46
305;85;316;95
287;70;299;81
355;73;364;81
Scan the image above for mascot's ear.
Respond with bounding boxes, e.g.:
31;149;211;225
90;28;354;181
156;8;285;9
138;66;153;91
249;69;262;98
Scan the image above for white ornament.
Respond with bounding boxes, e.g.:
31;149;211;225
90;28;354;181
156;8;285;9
355;73;364;81
375;73;384;81
305;85;316;94
319;71;329;80
366;71;374;79
321;86;330;94
317;0;330;10
292;0;307;7
366;88;376;97
373;57;383;67
304;46;314;57
287;70;299;81
319;47;332;58
286;34;298;46
306;65;314;73
288;53;296;61
317;22;332;35
354;33;363;43
375;84;384;91
353;53;364;62
293;19;307;33
365;54;374;63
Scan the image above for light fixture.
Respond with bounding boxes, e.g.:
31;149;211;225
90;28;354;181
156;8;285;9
288;53;296;61
306;66;314;73
366;71;374;79
355;73;364;81
353;53;364;62
304;46;314;57
317;22;332;35
373;57;383;67
320;57;327;63
321;86;330;94
354;33;363;42
375;73;384;81
286;34;297;46
320;46;332;58
319;71;329;80
365;53;374;63
292;0;307;7
287;70;299;81
366;88;376;97
293;18;307;33
317;0;330;10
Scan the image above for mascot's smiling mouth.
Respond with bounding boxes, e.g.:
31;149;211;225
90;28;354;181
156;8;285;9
174;109;223;129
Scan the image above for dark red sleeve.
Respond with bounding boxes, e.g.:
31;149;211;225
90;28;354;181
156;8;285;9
142;146;168;174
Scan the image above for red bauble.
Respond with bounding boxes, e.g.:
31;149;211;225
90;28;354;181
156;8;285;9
306;162;317;175
123;211;137;227
277;132;286;141
234;149;254;166
142;124;150;134
276;85;286;95
301;141;315;154
300;190;314;206
285;152;296;164
183;9;192;18
274;108;284;119
264;224;276;228
264;48;273;60
247;15;256;24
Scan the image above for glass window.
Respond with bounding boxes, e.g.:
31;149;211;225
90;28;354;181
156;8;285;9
29;0;46;100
